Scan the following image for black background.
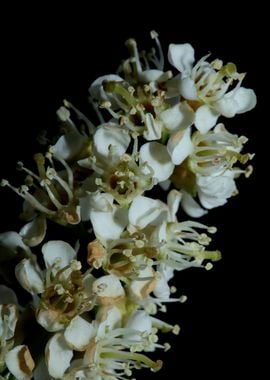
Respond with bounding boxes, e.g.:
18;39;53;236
0;3;265;379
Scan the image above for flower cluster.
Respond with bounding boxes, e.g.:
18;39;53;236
0;32;256;379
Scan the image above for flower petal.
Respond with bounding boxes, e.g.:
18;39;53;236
93;123;130;158
126;311;152;340
160;102;194;132
167;127;193;165
215;87;257;117
5;345;35;380
153;272;170;299
90;205;128;242
96;305;122;336
168;43;195;74
181;191;207;218
64;316;95;351
129;267;156;300
15;259;44;294
36;309;64;332
139;69;165;83
89;74;123;105
194;105;219;133
42;241;76;270
93;274;125;301
0;304;18;340
179;77;198;100
140;142;174;182
128;196;167;229
45;333;73;379
19;216;47;247
0;285;18;305
143;113;162;141
0;231;31;259
197;172;236;209
53;132;87;161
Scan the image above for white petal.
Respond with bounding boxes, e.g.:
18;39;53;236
153;273;170;299
168;43;195;74
194;105;219;133
197;173;236;209
215;87;257;117
181;191;207;218
53;132;86;161
96;305;122;336
139;69;165;83
45;333;73;379
89;74;123;104
140;142;174;182
179;77;198;100
160;102;194;131
0;285;18;305
64;316;95;351
42;241;76;270
15;259;44;294
126;311;152;340
36;309;64;332
167;127;193;165
0;231;30;258
143;113;162;141
0;304;17;340
90;192;114;212
80;191;113;222
151;222;167;244
129;267;156;299
128;196;167;229
19;216;47;247
5;345;35;380
90;206;128;242
93;274;125;299
93;123;130;158
159;263;174;281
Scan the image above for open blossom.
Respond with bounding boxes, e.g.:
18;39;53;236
15;241;95;332
171;123;254;216
0;31;256;380
168;43;257;133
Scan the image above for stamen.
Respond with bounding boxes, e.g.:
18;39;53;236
125;38;142;74
64;99;95;135
103;81;138;108
150;30;164;70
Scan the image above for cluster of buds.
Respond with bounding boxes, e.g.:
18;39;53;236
0;32;256;379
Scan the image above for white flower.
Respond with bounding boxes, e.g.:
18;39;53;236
168;43;257;133
188;124;253;177
15;241;94;332
79;128;156;207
